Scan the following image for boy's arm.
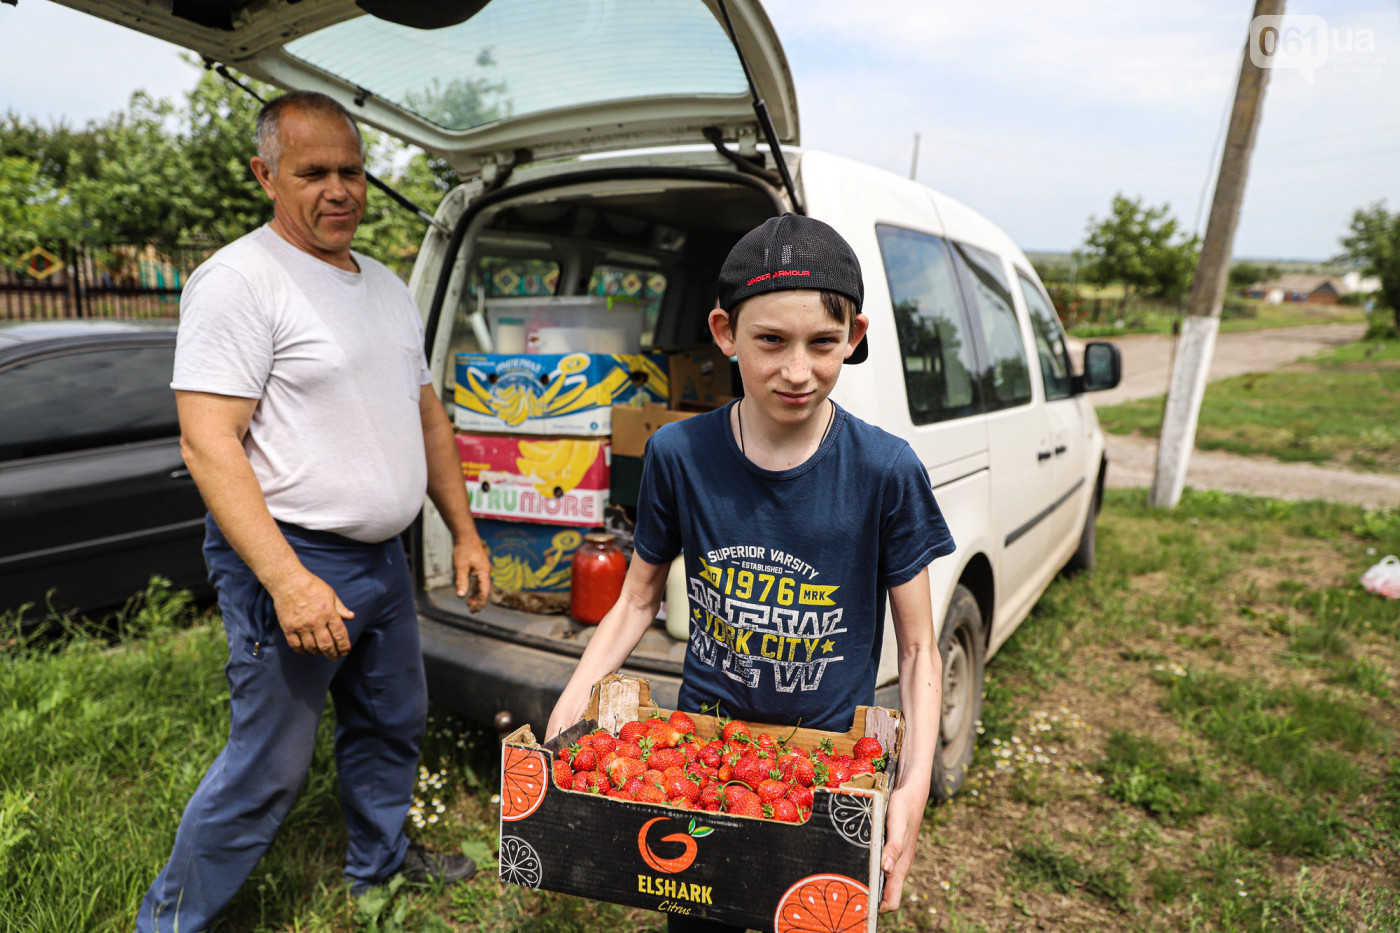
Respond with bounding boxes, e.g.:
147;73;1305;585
880;567;942;913
545;554;671;740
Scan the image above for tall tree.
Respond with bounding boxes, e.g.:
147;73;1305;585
1337;200;1400;332
1079;194;1199;310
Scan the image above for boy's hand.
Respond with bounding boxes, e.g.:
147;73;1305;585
879;783;928;912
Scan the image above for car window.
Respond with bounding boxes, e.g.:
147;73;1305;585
951;242;1032;410
875;225;980;425
0;344;178;461
1018;270;1073;401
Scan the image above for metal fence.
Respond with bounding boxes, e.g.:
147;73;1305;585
0;243;218;322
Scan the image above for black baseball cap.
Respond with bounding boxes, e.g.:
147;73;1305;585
716;214;868;364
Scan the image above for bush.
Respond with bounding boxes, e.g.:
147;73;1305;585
1222;297;1258;320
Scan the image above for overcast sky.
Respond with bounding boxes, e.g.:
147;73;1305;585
3;0;1397;260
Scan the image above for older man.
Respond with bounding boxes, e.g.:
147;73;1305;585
136;90;489;930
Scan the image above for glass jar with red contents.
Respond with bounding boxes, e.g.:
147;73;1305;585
569;532;626;625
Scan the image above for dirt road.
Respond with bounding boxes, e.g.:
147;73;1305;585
1089;322;1400;508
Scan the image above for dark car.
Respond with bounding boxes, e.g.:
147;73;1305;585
0;320;208;621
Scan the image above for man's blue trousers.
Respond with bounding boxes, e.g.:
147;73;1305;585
135;516;427;931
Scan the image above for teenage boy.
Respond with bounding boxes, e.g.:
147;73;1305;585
546;214;955;920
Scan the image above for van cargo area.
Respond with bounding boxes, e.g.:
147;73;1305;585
417;164;784;733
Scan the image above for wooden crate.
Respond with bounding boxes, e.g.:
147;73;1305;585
498;674;904;932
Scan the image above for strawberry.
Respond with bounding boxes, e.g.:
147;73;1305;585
571;746;597;773
823;760;853;788
644;768;665;786
771;799;801;823
664;773;701;805
552;760;574;789
732;756;768;790
727;794;763;819
646;719;683;749
576;734;596;750
853;737;884;761
556;745;573;762
757;776;789;804
605;756;645;789
607;787;635;800
790;756;816;788
591;730;617;756
648;747;685;772
619;719;648;745
669;796;694;810
786;784;814;811
615;741;643;761
668;710;697;736
850;758;875;777
639;783;666;804
757;732;778;753
698;742;723;768
722;720;752;744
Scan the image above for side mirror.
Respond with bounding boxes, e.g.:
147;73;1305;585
1074;341;1122;393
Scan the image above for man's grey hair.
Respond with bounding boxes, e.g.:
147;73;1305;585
255;91;364;175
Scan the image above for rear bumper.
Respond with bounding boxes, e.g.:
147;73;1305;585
418;613;682;737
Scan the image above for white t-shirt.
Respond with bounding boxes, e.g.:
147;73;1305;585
172;225;433;543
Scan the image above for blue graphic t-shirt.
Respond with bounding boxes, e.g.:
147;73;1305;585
633;401;956;732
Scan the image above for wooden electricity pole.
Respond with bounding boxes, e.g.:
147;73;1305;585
1149;0;1284;507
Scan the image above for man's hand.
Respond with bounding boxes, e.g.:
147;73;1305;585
270;570;354;659
879;782;928;912
453;535;492;612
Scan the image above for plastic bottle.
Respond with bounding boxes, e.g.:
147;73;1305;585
665;553;689;640
569;532;626;625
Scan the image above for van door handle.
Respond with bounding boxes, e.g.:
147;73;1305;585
1054;445;1067;456
1037;450;1052;462
169;468;191;479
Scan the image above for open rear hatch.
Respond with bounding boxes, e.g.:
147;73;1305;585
51;0;799;175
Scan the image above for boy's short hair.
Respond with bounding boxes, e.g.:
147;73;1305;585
717;214;868;364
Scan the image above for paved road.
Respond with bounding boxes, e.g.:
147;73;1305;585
1084;322;1400;508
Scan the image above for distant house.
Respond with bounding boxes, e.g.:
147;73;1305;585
1246;273;1378;305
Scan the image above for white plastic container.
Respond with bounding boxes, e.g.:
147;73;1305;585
486;296;643;355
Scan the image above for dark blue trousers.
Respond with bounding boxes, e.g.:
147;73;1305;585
136;516;427;931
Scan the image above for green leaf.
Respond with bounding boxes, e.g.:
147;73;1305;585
691;826;713;837
460;839;493;864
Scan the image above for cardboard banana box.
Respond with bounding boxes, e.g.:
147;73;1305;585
456;433;609;527
498;675;903;933
454;351;668;437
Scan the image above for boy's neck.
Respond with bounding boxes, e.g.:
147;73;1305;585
731;398;836;471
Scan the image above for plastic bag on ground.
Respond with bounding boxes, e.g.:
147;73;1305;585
1360;555;1400;598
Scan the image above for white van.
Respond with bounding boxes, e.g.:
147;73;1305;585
62;0;1120;798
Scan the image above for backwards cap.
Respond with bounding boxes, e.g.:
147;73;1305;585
716;214;867;364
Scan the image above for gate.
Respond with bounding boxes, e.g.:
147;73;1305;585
0;242;217;322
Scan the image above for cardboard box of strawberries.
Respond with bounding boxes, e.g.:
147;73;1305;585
497;674;904;932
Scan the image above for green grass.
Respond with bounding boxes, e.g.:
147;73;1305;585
1096;337;1400;472
1063;296;1365;338
5;488;1400;932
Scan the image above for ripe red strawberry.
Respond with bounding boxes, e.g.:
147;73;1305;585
619;719;648;745
771;799;801;823
698;742;723;769
638;782;666;804
646;719;683;749
756;732;778;753
664;773;701;805
615;741;643;761
786;784;814;810
644;768;665;786
605;756;645;789
648;747;685;772
790;756;816;788
727;794;763;819
853;737;884;761
721;720;751;744
552;760;573;789
607;786;635;800
823;760;853;788
850;758;875;777
757;776;789;804
556;745;573;762
732;756;768;790
699;783;726;810
591;731;617;756
669;796;694;810
571;746;598;772
668;710;697;736
576;734;596;750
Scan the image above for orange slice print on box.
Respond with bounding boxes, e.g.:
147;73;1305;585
774;874;869;933
500;746;548;822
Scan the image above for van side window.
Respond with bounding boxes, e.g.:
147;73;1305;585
1017;271;1073;401
875;225;980;425
950;242;1032;410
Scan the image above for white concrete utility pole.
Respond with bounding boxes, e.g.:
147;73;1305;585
1150;0;1284;508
